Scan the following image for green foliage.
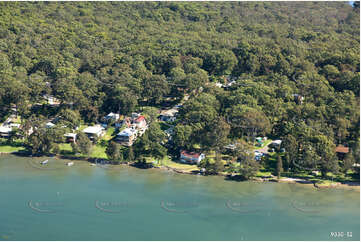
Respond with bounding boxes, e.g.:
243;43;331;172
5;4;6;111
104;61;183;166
26;126;65;155
134;122;167;160
106;141;123;164
74;132;92;157
276;155;283;178
0;2;357;180
238;155;261;180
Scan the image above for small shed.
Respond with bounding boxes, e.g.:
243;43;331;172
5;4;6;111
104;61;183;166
64;133;77;143
335;145;349;160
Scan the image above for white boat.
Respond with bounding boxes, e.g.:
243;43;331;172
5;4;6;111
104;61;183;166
66;162;74;166
40;160;48;165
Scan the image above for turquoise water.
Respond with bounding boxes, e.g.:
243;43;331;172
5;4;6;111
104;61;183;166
0;155;359;241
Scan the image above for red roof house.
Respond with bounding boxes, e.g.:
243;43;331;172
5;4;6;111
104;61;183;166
180;151;205;164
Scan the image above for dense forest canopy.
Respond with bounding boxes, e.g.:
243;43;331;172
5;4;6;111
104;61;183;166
0;2;359;167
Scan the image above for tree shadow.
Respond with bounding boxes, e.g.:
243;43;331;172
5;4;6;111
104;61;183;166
224;174;247;182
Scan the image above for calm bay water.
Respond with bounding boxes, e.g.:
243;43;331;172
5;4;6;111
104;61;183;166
0;155;359;241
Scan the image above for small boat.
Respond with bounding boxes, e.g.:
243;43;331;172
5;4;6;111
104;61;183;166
66;162;74;166
40;160;48;165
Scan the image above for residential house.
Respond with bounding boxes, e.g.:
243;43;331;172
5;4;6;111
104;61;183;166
159;115;176;122
180;150;205;164
45;122;55;128
335;145;349;160
83;125;105;140
0;126;12;138
133;115;147;134
64;133;77;143
270;140;282;147
159;107;178;122
104;112;120;123
116;128;138;146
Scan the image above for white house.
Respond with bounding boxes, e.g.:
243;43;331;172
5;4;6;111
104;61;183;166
271;140;282;147
64;133;77;143
132;115;148;134
0;126;12;138
180;151;205;164
45;122;55;128
104;112;120;122
83;125;105;140
116;128;138;146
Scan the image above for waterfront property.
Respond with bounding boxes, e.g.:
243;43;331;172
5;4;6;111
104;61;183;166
0;125;12;138
83;125;105;140
116;128;138;146
64;133;77;143
180;150;205;164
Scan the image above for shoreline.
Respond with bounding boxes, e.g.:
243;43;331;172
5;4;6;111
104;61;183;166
2;151;360;191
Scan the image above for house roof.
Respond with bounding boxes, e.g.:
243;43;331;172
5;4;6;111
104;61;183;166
272;140;282;145
0;126;12;133
106;112;118;117
335;145;349;153
83;125;104;134
117;128;137;137
181;150;203;158
64;133;77;138
45;122;55;127
135;115;145;123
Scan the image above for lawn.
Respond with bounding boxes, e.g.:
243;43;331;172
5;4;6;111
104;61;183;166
90;145;107;159
0;139;26;153
0;145;25;153
59;143;107;159
102;127;116;141
148;155;199;172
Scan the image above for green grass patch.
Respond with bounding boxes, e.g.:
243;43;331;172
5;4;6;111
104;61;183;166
149;156;198;172
0;144;25;153
256;170;273;177
90;145;107;159
103;127;115;141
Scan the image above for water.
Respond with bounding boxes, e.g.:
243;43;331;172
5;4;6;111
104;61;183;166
0;155;359;241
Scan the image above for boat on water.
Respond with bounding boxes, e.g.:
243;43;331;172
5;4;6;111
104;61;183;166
66;162;74;166
40;160;48;165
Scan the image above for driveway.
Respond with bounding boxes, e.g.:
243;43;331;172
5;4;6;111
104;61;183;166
254;141;272;154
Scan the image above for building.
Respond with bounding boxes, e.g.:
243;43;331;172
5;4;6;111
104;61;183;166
335;145;349;160
43;95;60;105
45;122;55;128
133;115;147;129
0;126;12;138
104;112;120;123
159;115;176;122
159;107;178;122
116;128;138;146
180;151;205;164
83;125;105;140
270;140;282;147
64;133;77;143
